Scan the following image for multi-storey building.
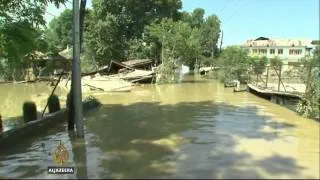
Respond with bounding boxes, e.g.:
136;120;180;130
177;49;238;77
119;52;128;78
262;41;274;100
241;37;315;64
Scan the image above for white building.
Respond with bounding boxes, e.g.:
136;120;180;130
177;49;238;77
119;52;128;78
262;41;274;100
241;37;315;64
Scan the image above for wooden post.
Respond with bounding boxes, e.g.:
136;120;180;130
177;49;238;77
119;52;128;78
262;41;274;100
305;65;312;97
0;114;3;133
277;65;282;92
265;66;269;88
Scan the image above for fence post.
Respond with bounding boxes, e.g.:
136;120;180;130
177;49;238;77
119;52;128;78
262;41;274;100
0;114;3;133
305;65;312;97
278;65;282;92
265;65;269;88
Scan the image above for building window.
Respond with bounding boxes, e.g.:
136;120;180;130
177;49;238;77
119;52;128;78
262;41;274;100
258;49;267;55
278;49;283;54
252;49;258;54
289;49;302;55
270;49;275;54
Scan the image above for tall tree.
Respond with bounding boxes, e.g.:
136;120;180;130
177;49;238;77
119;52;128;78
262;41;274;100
84;13;126;66
0;0;67;80
200;15;221;59
90;0;182;41
44;9;73;54
0;0;67;26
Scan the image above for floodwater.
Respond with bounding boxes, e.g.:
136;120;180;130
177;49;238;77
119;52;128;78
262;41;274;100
0;75;319;179
0;82;67;119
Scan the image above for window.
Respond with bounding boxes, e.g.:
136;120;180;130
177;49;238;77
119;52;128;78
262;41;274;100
258;49;267;55
278;49;283;54
270;49;275;54
252;49;258;54
289;49;302;55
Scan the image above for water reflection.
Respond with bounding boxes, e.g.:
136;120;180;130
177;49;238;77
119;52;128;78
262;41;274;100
69;132;88;179
82;100;316;179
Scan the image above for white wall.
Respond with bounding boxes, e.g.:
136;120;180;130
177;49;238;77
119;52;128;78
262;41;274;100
245;46;310;64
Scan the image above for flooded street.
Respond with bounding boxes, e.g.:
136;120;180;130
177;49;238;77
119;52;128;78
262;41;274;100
0;75;319;179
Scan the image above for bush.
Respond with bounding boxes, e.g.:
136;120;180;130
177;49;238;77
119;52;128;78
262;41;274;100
296;97;313;118
252;56;268;75
270;57;283;70
47;94;61;113
23;101;37;122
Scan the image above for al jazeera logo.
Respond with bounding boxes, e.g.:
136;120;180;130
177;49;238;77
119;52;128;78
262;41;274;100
47;141;75;174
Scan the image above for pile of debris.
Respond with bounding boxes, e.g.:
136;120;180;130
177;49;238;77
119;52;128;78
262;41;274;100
59;59;156;93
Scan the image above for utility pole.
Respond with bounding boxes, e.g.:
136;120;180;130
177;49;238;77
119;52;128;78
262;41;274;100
72;0;84;138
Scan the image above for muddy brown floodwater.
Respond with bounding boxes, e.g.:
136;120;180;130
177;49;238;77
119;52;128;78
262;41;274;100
0;75;319;179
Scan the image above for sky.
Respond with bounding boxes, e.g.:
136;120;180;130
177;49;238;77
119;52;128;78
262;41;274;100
45;0;319;47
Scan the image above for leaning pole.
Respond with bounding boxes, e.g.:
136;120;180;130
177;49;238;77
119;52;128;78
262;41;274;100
72;0;84;138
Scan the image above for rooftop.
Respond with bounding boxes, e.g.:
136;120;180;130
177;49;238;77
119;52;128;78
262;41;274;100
242;37;315;48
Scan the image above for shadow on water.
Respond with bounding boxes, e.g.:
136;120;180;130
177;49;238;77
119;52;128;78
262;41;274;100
0;100;315;179
82;100;307;179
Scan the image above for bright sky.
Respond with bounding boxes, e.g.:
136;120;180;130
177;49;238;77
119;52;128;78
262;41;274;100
45;0;319;47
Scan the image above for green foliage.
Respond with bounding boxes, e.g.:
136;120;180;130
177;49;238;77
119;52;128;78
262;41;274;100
145;18;201;64
0;21;40;80
296;45;320;118
91;0;182;40
181;9;221;66
216;46;251;82
23;101;38;122
296;98;313;118
84;0;182;65
127;39;153;59
0;0;66;81
1;0;67;26
44;9;73;54
48;94;61;113
200;15;221;59
85;13;127;66
270;57;283;70
181;8;205;28
252;56;268;75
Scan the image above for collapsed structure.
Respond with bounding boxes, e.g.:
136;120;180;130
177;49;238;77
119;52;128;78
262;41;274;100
59;59;156;93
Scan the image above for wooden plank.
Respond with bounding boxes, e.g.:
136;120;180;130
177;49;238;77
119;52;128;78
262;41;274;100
247;83;302;98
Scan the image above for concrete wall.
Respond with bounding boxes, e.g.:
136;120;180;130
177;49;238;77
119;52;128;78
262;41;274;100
0;99;101;148
245;46;311;64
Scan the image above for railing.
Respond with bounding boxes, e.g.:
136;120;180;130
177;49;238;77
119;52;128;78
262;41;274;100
249;64;319;97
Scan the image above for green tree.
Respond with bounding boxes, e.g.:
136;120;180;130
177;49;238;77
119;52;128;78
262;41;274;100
0;21;39;80
252;56;268;75
145;18;203;82
91;0;182;41
0;0;67;80
181;10;221;68
1;0;66;26
270;56;283;70
181;8;205;28
296;46;320;118
44;9;73;54
217;46;250;83
200;15;221;60
85;13;126;66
